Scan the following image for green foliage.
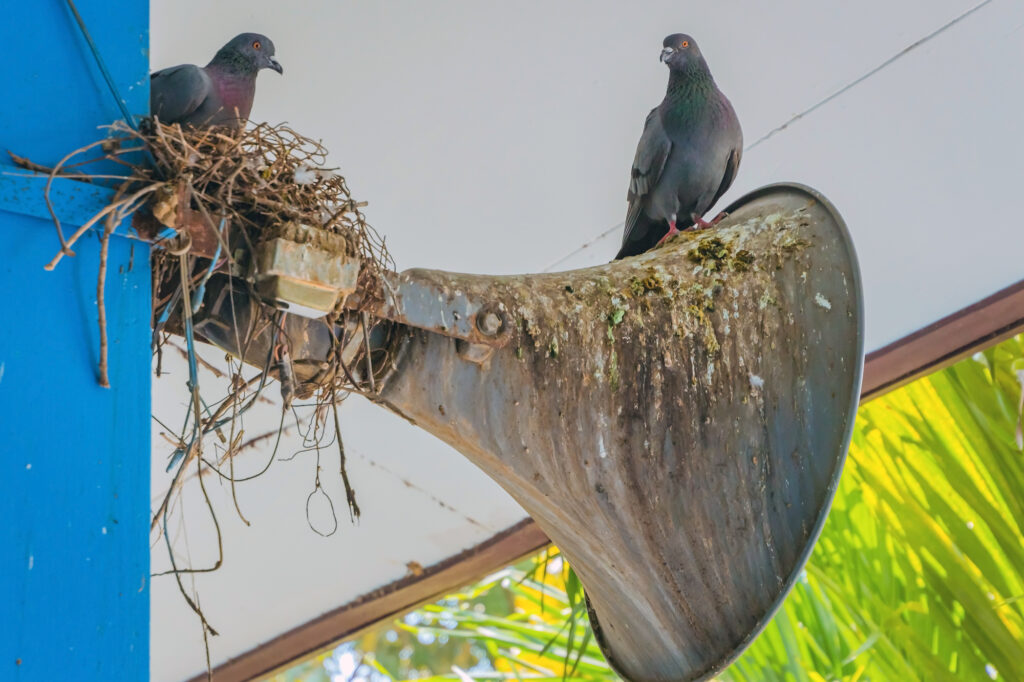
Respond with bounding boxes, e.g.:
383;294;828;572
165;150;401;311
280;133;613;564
386;552;604;681
719;335;1024;681
277;336;1024;682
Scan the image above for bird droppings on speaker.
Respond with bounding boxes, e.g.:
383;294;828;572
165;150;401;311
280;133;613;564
326;185;862;682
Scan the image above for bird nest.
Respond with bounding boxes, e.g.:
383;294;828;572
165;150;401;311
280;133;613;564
137;119;397;522
29;119;399;647
133;120;395;390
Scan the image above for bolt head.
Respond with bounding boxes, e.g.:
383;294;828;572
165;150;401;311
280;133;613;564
477;311;502;336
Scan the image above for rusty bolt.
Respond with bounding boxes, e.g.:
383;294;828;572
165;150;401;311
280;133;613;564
477;311;502;336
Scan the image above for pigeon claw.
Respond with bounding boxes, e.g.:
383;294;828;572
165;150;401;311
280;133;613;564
655;221;680;247
692;212;728;230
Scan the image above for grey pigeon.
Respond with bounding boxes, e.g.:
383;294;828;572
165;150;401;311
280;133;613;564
150;33;283;128
615;34;742;260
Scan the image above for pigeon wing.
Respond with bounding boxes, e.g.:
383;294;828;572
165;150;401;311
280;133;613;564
709;146;741;213
622;107;672;249
150;64;212;123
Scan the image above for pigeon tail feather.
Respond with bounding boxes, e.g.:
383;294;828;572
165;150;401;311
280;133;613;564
615;212;669;260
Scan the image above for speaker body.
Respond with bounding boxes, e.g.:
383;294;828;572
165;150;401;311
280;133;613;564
196;184;863;681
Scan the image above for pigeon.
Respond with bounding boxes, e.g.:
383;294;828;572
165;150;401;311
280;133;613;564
615;34;742;260
150;33;283;128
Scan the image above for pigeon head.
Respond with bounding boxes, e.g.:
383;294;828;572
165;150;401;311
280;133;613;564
213;33;283;75
659;34;704;72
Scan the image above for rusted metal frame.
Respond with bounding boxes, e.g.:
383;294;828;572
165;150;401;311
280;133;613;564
862;278;1024;400
359;269;515;350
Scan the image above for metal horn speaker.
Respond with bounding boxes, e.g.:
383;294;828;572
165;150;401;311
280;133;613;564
194;183;864;682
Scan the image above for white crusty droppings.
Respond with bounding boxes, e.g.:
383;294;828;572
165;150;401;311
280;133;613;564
292;164;318;185
814;293;832;310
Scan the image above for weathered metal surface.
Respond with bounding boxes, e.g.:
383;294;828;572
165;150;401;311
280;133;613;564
192;274;387;392
370;269;515;347
194;275;332;384
252;223;360;318
373;184;862;681
188;183;861;681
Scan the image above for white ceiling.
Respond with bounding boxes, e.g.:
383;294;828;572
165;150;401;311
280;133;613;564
150;1;1024;679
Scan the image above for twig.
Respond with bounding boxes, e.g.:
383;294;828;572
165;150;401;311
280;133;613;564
224;356;250;526
96;185;126;388
305;453;338;538
43;138;111;257
362;311;376;393
332;398;361;521
168;341;227;379
7;151;92;180
96;238;110;387
44;183;158;270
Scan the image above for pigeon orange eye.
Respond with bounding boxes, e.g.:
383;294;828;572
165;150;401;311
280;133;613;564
252;40;261;50
681;40;689;48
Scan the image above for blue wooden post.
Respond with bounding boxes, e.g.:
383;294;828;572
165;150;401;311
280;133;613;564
0;2;150;679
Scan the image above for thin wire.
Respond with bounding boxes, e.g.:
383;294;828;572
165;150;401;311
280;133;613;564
191;219;225;314
64;0;138;130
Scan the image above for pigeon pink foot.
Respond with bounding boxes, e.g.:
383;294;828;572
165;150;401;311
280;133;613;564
655;221;680;246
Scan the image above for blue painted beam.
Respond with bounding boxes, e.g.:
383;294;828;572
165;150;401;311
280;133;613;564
0;1;150;680
0;164;138;237
1;1;148;165
0;215;151;680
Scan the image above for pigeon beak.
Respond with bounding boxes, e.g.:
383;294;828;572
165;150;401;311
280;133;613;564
268;57;283;74
660;47;674;63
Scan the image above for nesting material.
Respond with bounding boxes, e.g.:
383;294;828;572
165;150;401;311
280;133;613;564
30;121;395;633
12;116;403;670
121;119;393;388
137;120;389;304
